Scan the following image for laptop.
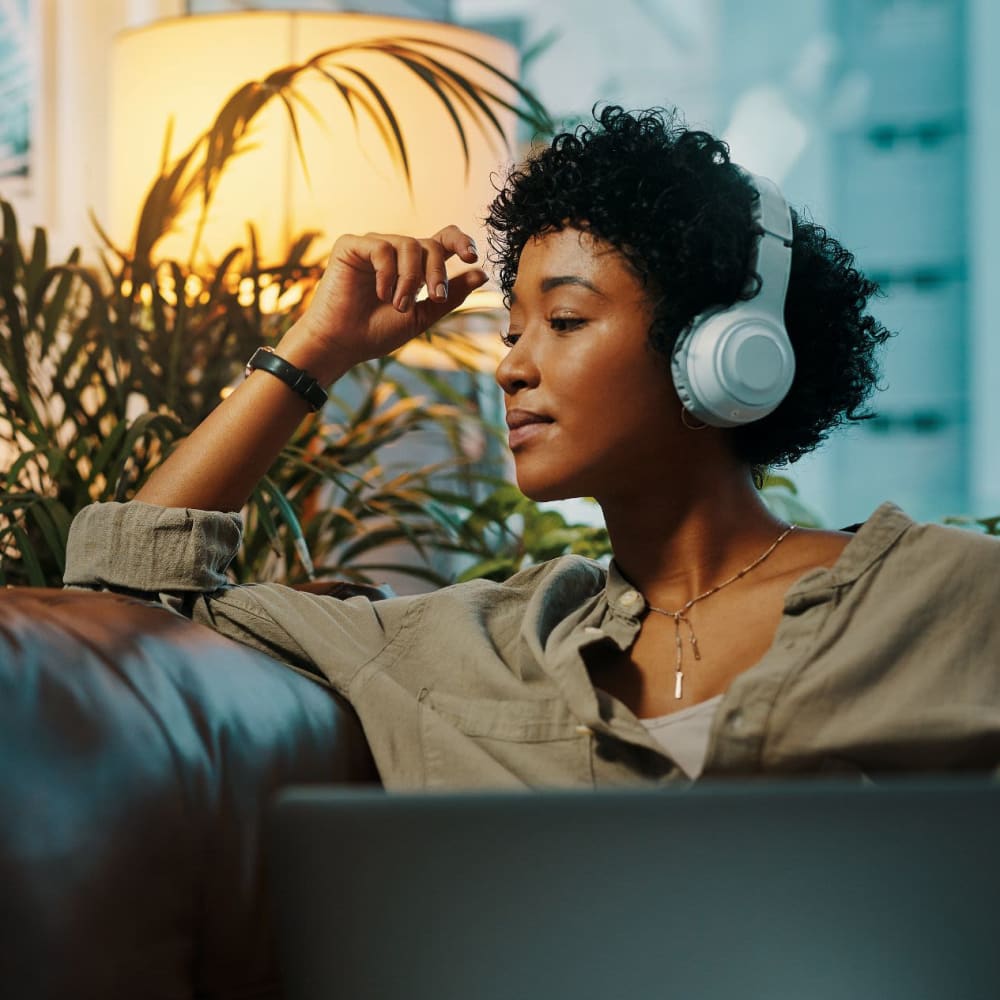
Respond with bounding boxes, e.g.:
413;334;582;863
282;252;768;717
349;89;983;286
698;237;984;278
268;781;1000;1000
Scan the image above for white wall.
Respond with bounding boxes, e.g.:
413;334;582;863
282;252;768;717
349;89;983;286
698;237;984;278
5;0;183;259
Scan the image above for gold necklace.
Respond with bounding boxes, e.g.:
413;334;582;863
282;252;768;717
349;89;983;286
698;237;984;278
645;524;797;699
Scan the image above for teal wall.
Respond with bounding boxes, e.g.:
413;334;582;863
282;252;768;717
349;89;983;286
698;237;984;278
186;0;1000;526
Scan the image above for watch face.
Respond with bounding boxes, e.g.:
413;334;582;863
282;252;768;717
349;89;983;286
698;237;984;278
245;346;267;379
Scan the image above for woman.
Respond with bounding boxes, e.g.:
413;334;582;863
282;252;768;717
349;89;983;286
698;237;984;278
66;107;1000;786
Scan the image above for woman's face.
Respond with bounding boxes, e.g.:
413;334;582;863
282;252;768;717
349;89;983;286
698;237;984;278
495;227;681;502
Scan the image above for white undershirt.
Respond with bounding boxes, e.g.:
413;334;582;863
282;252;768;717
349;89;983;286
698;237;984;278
639;695;724;779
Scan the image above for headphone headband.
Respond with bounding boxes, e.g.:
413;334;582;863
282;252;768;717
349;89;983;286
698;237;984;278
670;169;796;428
743;171;793;321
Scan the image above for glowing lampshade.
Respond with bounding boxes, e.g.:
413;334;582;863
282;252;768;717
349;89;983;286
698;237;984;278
109;13;519;266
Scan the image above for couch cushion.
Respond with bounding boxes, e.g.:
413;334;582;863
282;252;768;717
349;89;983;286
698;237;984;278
0;588;376;1000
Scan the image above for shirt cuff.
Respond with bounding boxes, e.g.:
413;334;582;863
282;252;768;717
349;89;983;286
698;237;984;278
64;500;243;593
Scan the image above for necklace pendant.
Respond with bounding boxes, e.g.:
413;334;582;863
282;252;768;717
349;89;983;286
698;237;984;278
644;523;796;706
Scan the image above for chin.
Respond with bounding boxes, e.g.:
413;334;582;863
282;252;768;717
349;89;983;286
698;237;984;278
517;483;571;503
513;466;588;504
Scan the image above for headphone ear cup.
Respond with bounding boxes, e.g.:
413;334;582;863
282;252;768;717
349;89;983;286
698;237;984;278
672;309;795;428
671;169;796;428
671;312;715;424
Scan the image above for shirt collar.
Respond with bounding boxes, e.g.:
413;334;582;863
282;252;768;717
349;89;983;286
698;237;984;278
596;559;644;650
782;501;915;614
604;558;646;618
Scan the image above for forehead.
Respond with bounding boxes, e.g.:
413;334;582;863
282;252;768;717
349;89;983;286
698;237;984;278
511;228;640;298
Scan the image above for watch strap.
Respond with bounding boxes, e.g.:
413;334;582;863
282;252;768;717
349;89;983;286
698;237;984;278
244;347;328;412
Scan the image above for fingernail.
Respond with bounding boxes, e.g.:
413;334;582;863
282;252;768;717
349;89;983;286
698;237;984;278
435;282;448;300
467;240;478;258
397;295;411;312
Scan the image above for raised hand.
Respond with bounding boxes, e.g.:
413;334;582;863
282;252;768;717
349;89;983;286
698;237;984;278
135;226;487;512
294;225;489;376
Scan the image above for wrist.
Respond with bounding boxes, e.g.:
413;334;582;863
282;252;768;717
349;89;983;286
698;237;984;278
245;347;328;412
276;318;357;388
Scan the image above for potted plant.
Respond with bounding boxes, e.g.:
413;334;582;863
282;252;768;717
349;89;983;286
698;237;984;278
0;33;552;587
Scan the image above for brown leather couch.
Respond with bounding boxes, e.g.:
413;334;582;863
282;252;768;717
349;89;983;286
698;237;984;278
0;586;379;1000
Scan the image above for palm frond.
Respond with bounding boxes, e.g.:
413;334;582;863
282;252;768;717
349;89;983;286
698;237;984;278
109;34;549;270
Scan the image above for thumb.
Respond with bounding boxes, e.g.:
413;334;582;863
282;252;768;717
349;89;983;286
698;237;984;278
413;268;490;330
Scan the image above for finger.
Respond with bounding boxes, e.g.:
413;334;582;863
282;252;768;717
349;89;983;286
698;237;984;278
341;234;397;304
421;237;449;303
369;240;398;304
432;224;480;265
392;237;426;312
412;268;489;330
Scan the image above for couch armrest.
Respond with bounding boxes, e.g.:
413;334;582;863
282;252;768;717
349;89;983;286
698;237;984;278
0;587;377;1000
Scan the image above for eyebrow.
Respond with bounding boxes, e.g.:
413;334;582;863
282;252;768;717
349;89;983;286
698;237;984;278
509;275;606;304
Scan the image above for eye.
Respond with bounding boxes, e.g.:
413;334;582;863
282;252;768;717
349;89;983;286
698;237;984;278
549;316;585;332
500;331;520;348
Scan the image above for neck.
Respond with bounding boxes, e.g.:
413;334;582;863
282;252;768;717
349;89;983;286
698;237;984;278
598;461;787;609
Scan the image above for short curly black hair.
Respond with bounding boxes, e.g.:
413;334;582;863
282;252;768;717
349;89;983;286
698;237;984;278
486;105;892;469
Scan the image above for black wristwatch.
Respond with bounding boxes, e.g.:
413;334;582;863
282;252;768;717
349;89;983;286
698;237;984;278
244;347;328;412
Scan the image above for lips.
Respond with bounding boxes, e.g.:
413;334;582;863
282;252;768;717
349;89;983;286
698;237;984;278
506;408;553;430
506;408;554;449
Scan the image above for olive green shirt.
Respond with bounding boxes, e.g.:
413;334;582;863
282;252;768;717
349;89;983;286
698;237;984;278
65;500;1000;789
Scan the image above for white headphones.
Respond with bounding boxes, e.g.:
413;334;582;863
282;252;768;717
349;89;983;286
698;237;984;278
670;169;795;427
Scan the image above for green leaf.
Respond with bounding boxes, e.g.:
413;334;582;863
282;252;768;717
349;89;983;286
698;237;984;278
111;412;186;498
338;63;412;186
86;419;130;481
24;226;48;308
394;35;554;132
88;208;128;261
384;46;509;156
1;200;24;269
259;474;314;578
760;472;798;494
25;497;72;575
760;486;824;528
165;260;188;410
942;514;1000;536
9;522;47;586
389;52;471;176
456;555;521;583
519;28;560;71
276;89;311;188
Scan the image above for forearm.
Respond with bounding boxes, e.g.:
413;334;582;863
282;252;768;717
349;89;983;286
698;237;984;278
136;320;353;512
134;226;484;513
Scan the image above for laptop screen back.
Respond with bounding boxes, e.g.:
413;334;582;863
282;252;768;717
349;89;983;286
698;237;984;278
269;781;1000;1000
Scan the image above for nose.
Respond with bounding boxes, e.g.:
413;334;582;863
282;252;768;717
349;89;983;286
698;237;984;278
495;333;539;396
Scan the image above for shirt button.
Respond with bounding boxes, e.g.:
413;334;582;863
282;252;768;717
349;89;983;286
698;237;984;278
728;710;745;732
619;589;642;610
575;724;594;736
583;626;603;637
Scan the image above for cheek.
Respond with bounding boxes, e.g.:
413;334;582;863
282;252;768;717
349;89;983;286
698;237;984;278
575;357;677;435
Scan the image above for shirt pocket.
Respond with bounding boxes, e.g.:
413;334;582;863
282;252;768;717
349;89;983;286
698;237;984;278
419;689;593;790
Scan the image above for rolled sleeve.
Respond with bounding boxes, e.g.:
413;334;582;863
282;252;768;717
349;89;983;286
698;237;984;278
65;501;243;593
64;501;397;687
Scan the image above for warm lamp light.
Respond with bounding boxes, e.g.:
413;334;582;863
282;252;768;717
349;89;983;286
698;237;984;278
109;12;519;267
